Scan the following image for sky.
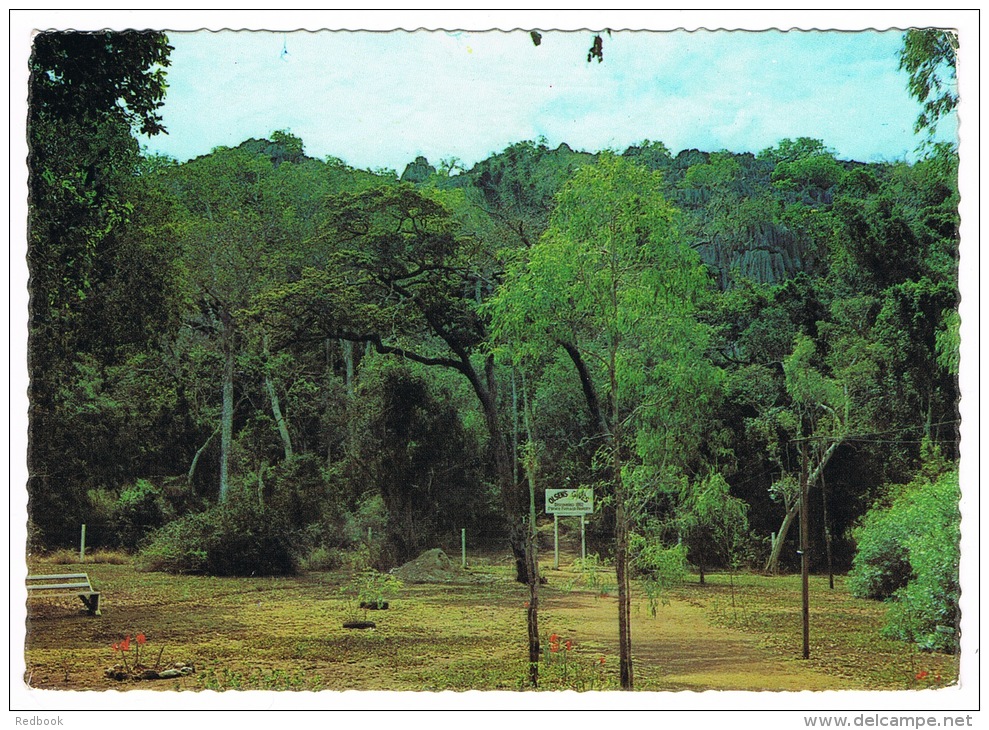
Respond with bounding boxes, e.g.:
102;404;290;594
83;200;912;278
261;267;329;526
137;24;959;173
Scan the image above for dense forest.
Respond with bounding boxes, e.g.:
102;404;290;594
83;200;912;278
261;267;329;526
26;31;961;684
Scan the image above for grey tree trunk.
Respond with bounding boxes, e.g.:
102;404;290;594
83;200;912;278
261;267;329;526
263;334;293;461
764;439;840;574
219;322;235;503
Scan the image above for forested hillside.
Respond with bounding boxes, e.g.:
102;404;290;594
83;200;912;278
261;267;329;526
26;32;960;675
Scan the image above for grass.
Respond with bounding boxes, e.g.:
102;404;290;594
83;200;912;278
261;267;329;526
22;553;959;693
41;548;131;565
689;572;959;691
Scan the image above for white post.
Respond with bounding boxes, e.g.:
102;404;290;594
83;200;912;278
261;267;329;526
461;528;466;569
553;514;559;569
79;524;86;563
581;514;586;561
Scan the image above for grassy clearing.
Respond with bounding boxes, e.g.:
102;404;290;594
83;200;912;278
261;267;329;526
22;553;958;692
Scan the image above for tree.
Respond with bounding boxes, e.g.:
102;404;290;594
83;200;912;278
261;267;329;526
899;29;959;136
167;148;280;501
164;135;345;502
259;184;534;576
349;359;482;566
488;155;718;689
763;334;849;574
29;31;170;136
677;473;750;585
27;31;173;543
259;181;549;683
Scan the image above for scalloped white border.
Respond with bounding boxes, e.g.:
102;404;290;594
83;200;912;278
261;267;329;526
8;8;980;722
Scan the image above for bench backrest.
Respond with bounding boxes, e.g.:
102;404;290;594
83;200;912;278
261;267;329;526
27;574;94;591
28;573;89;582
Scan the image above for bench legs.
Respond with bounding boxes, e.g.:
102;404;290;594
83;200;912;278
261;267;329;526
79;594;101;616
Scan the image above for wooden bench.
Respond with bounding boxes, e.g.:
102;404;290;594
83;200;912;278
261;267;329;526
27;573;101;615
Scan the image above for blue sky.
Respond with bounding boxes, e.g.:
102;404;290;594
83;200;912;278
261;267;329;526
139;26;958;172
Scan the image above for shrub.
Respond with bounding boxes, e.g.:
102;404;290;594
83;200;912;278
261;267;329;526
846;506;914;601
113;479;175;551
342;493;390;567
848;467;960;653
139;496;296;576
137;510;211;574
631;535;688;616
84;549;130;565
296;544;342;572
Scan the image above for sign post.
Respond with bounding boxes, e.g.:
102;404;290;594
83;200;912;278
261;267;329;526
545;488;594;568
554;515;560;569
581;514;586;561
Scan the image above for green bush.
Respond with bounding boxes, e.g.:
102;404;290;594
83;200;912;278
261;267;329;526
848;467;960;653
113;480;175;551
139;496;296;576
136;509;213;574
296;544;343;572
846;507;914;601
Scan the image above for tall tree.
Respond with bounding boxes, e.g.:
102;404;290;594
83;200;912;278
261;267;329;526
764;334;849;574
488;155;718;689
259;184;533;577
27;31;172;542
167;147;278;501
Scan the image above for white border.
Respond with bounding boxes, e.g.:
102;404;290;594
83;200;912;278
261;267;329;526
7;9;980;724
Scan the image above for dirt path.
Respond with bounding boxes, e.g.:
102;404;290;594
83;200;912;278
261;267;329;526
536;574;864;692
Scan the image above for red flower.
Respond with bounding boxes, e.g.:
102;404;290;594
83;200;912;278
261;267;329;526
549;633;559;643
565;640;573;651
121;636;131;652
550;643;560;653
111;642;119;652
916;670;929;681
136;633;147;645
599;656;606;665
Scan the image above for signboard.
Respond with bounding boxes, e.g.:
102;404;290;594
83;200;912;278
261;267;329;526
545;488;594;515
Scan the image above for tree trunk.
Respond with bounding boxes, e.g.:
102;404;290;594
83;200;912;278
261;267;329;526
263;333;293;461
615;478;633;689
764;439;840;574
342;338;355;399
821;465;834;590
610;346;633;690
219;313;235;503
522;372;541;687
765;498;799;574
471;355;528;583
188;423;221;490
561;337;632;687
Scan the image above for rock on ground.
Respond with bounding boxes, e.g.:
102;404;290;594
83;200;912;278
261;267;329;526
391;548;483;584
